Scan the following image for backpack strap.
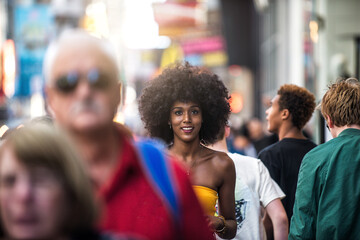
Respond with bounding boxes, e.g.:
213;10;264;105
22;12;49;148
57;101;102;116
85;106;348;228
136;140;182;224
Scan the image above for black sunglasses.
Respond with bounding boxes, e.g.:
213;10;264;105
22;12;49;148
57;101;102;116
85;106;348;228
54;69;111;93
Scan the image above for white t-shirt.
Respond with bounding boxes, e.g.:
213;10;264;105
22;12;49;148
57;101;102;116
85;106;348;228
218;153;285;240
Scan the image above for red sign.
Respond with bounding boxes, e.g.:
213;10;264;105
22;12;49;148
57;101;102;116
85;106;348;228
181;36;226;54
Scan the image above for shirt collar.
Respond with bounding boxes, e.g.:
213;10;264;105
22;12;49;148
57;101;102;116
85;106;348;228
338;128;360;137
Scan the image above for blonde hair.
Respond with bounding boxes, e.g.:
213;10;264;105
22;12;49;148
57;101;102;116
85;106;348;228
0;123;97;234
321;78;360;127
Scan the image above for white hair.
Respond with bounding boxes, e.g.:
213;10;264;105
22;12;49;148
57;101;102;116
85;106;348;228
43;29;120;85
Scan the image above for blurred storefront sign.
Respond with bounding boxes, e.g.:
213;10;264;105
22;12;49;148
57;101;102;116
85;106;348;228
153;2;198;28
160;42;183;68
2;39;16;98
14;4;54;96
182;36;227;66
182;36;224;54
0;0;7;96
182;36;227;67
0;1;9;123
153;1;206;37
153;0;226;67
202;51;227;67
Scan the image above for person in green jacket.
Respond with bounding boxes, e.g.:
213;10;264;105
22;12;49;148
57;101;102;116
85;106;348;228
289;78;360;239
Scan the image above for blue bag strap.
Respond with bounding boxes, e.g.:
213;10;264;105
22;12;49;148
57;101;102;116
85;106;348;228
136;140;181;224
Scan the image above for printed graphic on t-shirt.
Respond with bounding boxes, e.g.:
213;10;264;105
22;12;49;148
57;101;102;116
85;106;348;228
235;199;248;228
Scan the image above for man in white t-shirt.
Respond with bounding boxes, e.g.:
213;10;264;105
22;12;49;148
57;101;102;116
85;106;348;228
209;125;288;240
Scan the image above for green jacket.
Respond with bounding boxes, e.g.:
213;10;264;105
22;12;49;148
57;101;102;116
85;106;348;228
289;128;360;240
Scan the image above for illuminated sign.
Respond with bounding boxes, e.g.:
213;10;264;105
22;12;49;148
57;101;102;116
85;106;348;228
2;39;16;98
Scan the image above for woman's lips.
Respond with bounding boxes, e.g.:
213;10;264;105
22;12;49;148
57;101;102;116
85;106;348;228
181;127;194;133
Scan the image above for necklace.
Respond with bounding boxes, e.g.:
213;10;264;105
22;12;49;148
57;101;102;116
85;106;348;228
187;159;197;175
186;144;204;175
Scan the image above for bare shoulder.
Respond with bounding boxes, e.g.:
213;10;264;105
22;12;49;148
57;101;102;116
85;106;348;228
203;146;235;171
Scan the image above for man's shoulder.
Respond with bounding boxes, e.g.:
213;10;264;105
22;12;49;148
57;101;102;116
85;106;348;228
257;141;280;157
259;138;316;156
228;152;257;162
300;140;336;169
227;152;268;184
304;138;335;157
228;152;260;168
304;133;357;161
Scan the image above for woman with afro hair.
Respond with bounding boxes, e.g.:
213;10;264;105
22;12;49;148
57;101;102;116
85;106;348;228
138;62;236;239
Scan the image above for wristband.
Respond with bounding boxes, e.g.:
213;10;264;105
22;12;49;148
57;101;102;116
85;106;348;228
215;215;226;234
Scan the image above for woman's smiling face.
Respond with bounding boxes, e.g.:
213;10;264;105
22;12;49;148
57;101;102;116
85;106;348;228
169;101;203;144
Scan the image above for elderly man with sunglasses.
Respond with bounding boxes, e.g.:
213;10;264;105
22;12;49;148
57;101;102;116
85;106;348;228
44;29;213;240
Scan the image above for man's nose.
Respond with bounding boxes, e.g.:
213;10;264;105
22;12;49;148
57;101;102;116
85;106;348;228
75;78;93;98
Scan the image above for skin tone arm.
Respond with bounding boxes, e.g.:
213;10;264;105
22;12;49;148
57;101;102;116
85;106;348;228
208;153;237;239
263;210;274;240
265;198;289;240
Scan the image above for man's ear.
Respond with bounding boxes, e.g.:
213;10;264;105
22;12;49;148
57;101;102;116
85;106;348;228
281;109;290;120
224;125;231;138
326;115;334;128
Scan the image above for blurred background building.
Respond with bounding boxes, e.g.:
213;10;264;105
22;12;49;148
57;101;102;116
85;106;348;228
0;0;359;144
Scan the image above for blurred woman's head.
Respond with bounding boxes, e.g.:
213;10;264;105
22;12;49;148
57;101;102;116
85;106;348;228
0;123;97;240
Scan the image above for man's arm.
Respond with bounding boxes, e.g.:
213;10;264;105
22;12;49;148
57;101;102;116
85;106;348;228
265;199;288;240
256;159;286;240
289;155;318;240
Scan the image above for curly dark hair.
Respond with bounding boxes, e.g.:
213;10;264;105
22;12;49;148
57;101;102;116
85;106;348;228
277;84;316;129
138;62;231;145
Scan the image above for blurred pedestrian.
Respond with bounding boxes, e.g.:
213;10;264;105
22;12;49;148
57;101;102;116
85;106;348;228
258;84;316;224
44;29;213;240
209;124;288;240
231;123;257;158
246;118;278;153
289;78;360;239
0;123;131;240
138;62;237;239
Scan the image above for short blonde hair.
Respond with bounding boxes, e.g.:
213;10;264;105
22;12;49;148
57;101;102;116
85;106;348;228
321;78;360;127
0;123;97;235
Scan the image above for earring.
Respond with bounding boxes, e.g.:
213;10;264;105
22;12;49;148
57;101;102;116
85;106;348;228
169;124;172;129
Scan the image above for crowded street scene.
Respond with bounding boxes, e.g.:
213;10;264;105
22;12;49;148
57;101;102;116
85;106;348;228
0;0;360;239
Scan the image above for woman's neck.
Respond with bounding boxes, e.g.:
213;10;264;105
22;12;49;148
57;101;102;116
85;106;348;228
170;138;202;163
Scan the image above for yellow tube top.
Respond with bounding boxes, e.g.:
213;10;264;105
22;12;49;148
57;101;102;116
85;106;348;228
193;185;218;216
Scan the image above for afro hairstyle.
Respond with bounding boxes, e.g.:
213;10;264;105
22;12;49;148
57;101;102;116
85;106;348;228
138;62;231;145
